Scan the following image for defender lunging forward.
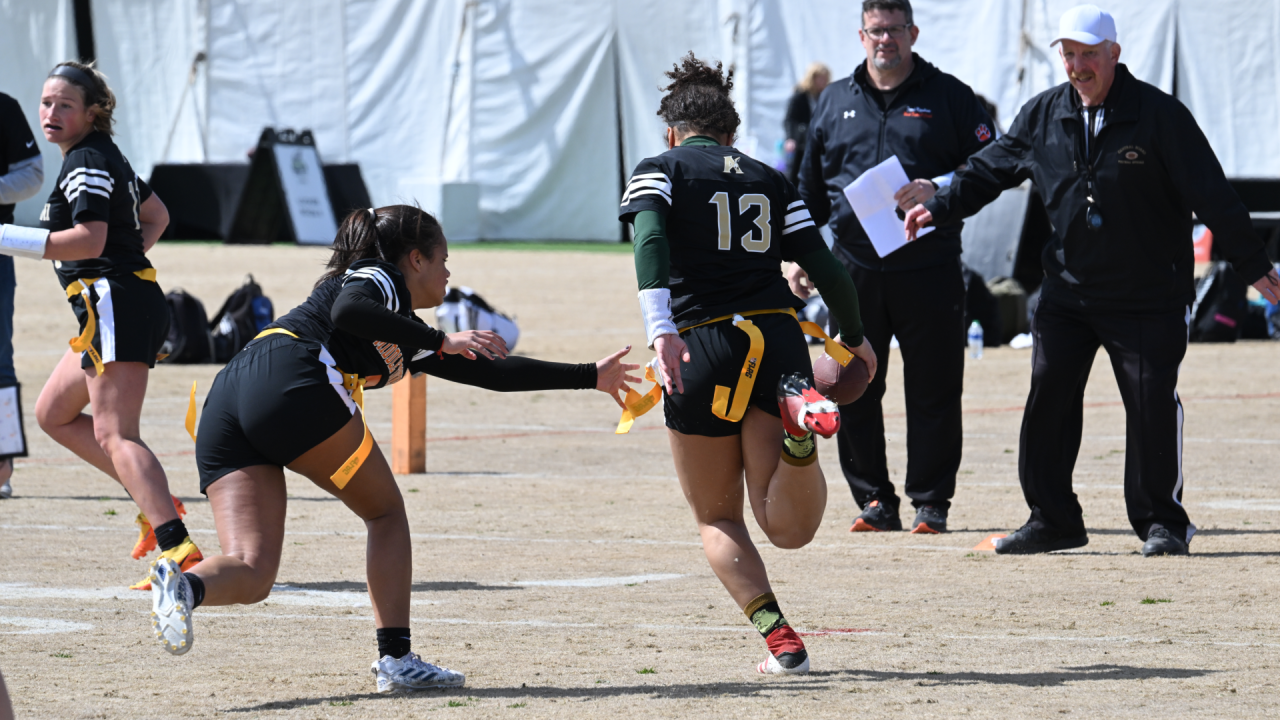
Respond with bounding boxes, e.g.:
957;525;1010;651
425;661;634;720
619;54;876;674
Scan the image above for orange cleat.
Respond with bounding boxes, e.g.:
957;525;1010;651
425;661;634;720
131;495;187;560
131;537;202;591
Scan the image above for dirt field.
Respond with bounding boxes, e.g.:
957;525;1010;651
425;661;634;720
1;243;1278;719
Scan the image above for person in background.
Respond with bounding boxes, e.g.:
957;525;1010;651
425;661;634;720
906;5;1280;556
795;0;995;535
0;90;46;499
783;63;830;186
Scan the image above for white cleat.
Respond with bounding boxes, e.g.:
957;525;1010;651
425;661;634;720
0;479;10;499
372;652;465;693
757;650;811;675
150;558;194;656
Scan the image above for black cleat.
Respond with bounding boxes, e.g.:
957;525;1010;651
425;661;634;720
850;500;902;532
993;524;1088;554
1141;527;1189;557
910;505;948;534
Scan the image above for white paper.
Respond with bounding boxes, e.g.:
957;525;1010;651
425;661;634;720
842;156;933;257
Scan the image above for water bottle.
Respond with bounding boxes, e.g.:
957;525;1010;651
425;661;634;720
967;321;984;359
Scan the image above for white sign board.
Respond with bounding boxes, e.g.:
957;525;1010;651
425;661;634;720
274;142;338;245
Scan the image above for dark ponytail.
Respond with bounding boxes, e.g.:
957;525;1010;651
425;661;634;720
318;205;445;287
656;52;740;139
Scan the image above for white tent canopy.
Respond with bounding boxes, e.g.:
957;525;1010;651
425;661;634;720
4;0;1277;235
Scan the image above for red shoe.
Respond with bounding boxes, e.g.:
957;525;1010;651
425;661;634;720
132;495;188;560
777;373;840;439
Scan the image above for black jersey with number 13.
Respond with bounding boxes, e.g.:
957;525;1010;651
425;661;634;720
619;143;826;329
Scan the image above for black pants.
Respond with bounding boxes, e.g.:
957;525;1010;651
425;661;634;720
830;259;966;514
1020;296;1193;543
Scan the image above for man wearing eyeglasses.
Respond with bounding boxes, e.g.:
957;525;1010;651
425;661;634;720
905;5;1280;557
794;0;995;536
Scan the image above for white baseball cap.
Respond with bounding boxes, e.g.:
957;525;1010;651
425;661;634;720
1050;5;1117;47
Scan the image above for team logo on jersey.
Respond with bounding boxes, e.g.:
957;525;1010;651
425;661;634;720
843;110;857;119
1117;145;1147;165
723;156;744;174
976;123;992;142
903;106;932;118
373;340;406;385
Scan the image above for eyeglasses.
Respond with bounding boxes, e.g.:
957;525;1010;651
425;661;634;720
862;24;912;40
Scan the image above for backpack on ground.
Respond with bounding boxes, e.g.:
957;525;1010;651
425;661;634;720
435;286;520;351
210;275;275;363
159;289;214;364
1190;261;1246;343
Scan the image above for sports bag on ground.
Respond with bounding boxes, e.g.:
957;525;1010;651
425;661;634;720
1189;261;1246;343
160;289;215;364
210;275;274;363
435;286;520;351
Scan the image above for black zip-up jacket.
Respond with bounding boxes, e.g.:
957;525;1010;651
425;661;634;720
799;55;995;272
926;64;1271;313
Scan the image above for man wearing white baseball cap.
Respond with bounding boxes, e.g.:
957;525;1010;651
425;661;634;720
906;5;1280;557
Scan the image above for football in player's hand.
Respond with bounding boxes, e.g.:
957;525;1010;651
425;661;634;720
813;352;869;405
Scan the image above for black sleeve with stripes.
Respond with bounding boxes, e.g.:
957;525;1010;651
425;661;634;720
618;156;671;223
408;352;596;392
330;282;445;352
778;182;825;261
61;148;115;225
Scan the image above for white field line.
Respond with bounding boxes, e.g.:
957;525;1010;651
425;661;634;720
510;573;684;588
0;615;94;635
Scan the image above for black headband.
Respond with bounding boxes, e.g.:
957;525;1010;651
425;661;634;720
48;65;102;105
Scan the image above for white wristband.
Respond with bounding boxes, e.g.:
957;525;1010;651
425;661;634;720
0;224;49;260
637;288;678;349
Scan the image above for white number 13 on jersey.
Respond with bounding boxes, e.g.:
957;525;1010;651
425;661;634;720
709;192;771;253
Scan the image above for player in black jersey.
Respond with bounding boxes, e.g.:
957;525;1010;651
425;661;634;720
0;62;201;587
149;205;638;692
619;55;877;675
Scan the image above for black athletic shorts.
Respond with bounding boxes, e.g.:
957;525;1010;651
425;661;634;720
663;312;814;437
66;271;169;370
196;333;358;493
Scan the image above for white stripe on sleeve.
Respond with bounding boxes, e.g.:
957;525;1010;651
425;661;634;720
782;220;816;235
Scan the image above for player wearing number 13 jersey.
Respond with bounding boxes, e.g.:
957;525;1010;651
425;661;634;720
618;54;878;676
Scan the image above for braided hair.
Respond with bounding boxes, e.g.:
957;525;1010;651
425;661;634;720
656;52;740;140
318;205;445;287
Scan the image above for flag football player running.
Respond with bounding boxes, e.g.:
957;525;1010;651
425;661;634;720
619;54;877;674
0;62;199;587
152;205;639;692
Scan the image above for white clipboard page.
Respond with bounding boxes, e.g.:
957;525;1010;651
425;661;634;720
842;155;933;257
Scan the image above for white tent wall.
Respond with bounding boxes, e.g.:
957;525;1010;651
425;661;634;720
1176;0;1280;178
1;0;76;225
91;0;207;173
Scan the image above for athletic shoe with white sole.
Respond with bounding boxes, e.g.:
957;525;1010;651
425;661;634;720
777;373;840;438
149;557;194;655
0;458;12;498
758;648;810;675
372;652;465;692
132;537;203;591
0;479;10;499
850;499;902;532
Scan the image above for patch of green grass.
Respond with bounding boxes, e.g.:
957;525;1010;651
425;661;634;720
1100;600;1114;606
98;496;110;501
625;583;638;587
407;488;419;493
103;509;116;516
926;670;942;675
453;240;632;254
637;667;656;674
446;699;469;707
1003;448;1014;454
51;651;72;658
508;702;527;708
329;700;353;706
1141;597;1172;605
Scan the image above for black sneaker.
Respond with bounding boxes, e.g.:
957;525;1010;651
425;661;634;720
1141;527;1189;557
993;524;1088;554
850;500;902;532
910;505;947;534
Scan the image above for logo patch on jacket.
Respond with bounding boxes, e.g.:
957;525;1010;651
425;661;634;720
843;110;857;119
903;106;932;118
976;123;992;142
723;156;744;174
1117;145;1147;165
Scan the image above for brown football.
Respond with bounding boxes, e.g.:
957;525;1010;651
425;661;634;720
813;352;869;405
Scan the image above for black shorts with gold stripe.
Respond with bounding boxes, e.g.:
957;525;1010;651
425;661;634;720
65;270;169;371
195;333;357;493
664;312;813;437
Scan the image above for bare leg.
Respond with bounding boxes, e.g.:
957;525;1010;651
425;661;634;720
287;414;410;629
187;465;287;606
83;362;177;526
669;428;771;611
34;350;119;481
742;408;827;549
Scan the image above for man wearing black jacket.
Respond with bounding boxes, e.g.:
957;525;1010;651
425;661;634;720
795;0;994;534
907;5;1280;556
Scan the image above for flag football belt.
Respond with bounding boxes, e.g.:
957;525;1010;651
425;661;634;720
183;327;372;490
615;307;852;434
65;268;158;376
